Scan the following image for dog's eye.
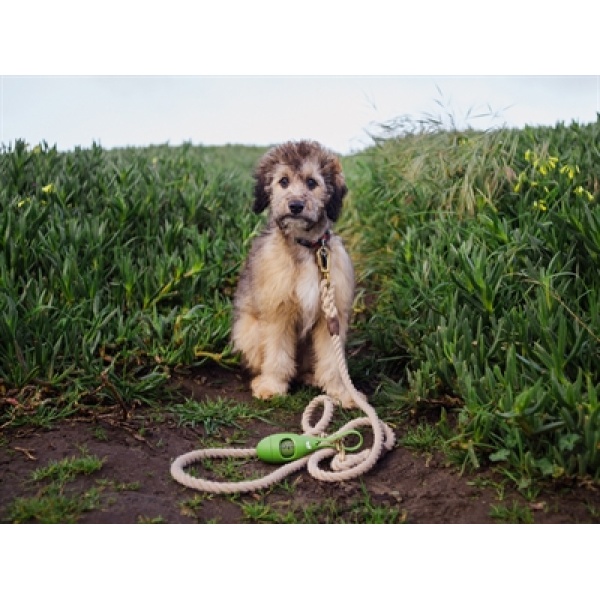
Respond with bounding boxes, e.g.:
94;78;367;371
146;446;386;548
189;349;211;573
279;177;289;188
306;178;317;190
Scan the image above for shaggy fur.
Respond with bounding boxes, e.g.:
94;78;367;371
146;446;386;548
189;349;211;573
232;140;362;408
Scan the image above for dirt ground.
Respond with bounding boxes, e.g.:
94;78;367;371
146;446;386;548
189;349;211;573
1;365;599;524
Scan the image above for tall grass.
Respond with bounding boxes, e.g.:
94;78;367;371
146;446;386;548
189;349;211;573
345;117;600;485
0;140;266;424
3;120;600;489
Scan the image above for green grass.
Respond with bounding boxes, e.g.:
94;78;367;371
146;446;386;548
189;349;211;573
239;482;406;524
399;422;441;452
8;487;103;524
490;501;535;524
171;396;273;435
344;117;600;490
30;452;105;485
0;140;263;424
137;515;167;524
195;455;257;483
5;451;105;523
3;115;600;502
4;452;147;523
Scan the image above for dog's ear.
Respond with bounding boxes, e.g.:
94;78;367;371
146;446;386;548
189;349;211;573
325;161;348;222
253;175;270;214
252;161;272;214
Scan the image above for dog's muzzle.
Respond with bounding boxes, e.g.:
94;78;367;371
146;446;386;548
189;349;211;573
276;200;316;231
288;200;305;215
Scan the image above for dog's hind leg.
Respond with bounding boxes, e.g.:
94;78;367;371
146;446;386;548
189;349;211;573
232;312;264;374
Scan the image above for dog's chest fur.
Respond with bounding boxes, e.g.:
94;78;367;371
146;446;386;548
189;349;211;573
294;257;321;339
253;234;323;338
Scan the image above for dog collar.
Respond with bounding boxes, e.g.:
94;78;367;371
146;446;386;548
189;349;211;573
295;229;331;249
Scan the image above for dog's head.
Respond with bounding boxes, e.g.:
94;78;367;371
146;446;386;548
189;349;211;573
253;140;347;233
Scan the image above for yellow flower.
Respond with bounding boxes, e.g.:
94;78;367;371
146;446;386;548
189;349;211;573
41;183;55;194
574;186;594;201
513;171;528;193
537;156;558;175
533;200;548;211
560;164;579;180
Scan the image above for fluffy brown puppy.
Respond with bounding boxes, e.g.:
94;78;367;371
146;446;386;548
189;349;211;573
232;140;362;408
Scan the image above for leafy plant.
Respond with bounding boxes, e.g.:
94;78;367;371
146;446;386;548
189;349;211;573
0;141;265;425
345;116;600;488
4;117;600;500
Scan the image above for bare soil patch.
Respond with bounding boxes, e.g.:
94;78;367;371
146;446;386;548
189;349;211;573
1;366;598;524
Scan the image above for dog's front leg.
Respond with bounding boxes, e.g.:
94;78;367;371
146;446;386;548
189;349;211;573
251;319;297;399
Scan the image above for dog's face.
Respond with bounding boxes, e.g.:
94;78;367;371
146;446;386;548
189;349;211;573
253;140;347;234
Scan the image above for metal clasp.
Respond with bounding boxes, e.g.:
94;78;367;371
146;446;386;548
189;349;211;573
316;244;330;281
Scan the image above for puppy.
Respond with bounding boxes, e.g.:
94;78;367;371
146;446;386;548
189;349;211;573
232;140;360;408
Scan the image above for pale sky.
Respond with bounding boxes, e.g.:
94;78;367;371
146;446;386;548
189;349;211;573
2;76;598;155
2;3;598;155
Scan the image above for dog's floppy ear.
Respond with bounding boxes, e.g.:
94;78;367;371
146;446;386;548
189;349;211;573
252;154;273;214
253;175;270;214
325;160;348;222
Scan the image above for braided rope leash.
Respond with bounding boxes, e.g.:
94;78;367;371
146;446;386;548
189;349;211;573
170;244;396;494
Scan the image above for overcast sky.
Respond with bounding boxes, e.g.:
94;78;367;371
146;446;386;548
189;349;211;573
2;3;598;155
2;76;598;155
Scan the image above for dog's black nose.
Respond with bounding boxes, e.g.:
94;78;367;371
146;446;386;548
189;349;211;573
289;200;305;215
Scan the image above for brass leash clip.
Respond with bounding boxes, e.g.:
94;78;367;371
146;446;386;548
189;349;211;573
316;243;330;282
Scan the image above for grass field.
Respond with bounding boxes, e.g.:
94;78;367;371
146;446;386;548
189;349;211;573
2;116;600;499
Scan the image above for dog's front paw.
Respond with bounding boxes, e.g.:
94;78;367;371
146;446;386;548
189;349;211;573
251;375;288;399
